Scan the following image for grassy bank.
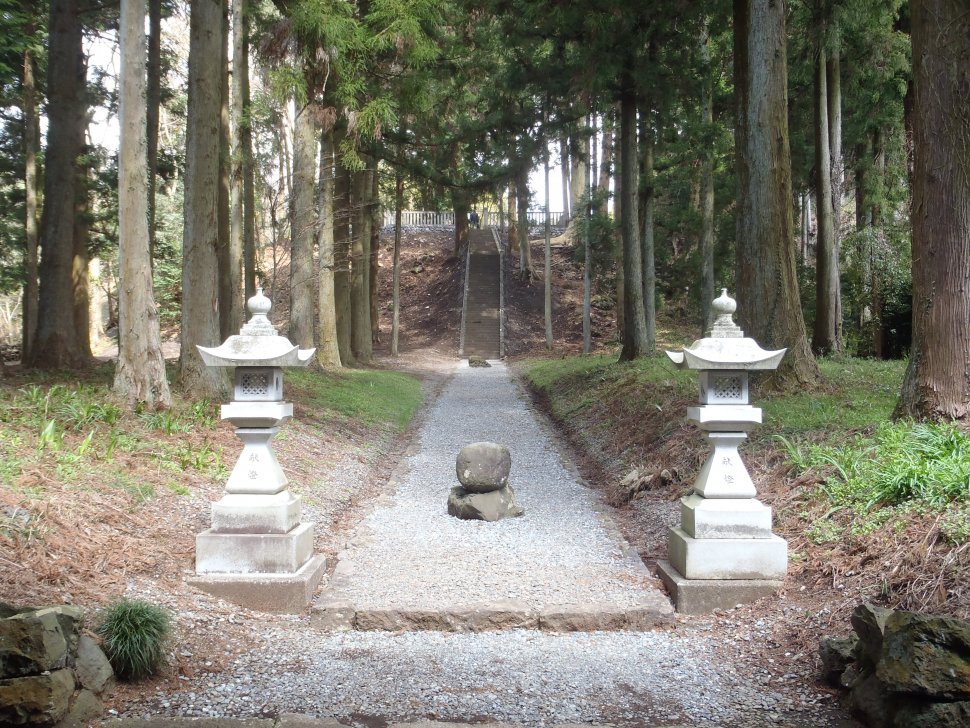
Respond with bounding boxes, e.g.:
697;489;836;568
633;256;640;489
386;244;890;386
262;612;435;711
0;365;423;606
521;353;968;620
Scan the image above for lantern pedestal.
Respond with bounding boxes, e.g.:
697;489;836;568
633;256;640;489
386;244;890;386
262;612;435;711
661;289;789;613
188;289;324;612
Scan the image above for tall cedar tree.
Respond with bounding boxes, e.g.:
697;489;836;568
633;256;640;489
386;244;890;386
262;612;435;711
895;0;970;419
733;0;819;387
114;0;171;407
178;0;229;398
289;102;316;351
32;0;92;368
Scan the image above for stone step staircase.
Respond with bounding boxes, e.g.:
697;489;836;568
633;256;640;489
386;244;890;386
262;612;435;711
460;229;502;359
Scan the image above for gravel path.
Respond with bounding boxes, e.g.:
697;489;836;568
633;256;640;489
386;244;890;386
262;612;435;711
115;626;835;726
315;360;670;622
112;357;843;726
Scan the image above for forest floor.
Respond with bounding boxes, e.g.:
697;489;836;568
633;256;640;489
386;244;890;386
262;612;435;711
1;225;965;725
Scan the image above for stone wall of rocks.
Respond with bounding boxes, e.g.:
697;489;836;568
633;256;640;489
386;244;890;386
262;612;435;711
820;603;970;727
0;602;114;726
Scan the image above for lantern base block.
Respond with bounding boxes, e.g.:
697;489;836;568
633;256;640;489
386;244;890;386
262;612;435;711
188;554;326;613
211;491;302;533
668;526;787;580
655;560;783;614
196;522;315;574
680;494;773;539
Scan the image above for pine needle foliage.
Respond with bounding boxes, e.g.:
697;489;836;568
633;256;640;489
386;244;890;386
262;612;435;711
96;598;172;681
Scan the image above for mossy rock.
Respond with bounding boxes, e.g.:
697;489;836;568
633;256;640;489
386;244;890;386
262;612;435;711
877;611;970;699
852;602;893;671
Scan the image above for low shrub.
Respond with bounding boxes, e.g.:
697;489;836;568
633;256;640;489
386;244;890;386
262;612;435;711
96;598;171;681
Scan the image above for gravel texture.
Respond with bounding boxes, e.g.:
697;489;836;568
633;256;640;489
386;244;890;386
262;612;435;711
107;355;845;727
317;361;665;613
114;625;838;726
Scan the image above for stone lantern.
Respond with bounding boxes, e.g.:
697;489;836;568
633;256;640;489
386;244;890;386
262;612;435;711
187;288;326;612
657;289;789;613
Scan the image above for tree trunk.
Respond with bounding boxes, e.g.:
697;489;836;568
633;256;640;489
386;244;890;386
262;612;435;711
316;128;341;367
801;191;812;261
569;130;588;222
334;158;354;365
896;0;970;420
507;181;518;256
114;0;171;408
733;0;818;387
146;0;161;263
453;190;469;256
515;165;533;278
217;0;240;339
699;18;716;333
32;0;91;369
613;114;624;340
618;68;648;362
22;40;39;362
289;102;317;350
236;0;256;299
812;46;842;355
350;165;372;363
229;0;244;301
871;129;887;358
560;135;570;224
583;115;595;355
392;168;403;356
178;0;229;398
598;112;614;216
638;101;656;354
544;134;553;349
369;165;381;344
72;174;92;358
828;30;844;239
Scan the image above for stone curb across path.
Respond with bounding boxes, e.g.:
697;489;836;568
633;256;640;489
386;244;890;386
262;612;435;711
103;720;687;728
313;361;673;632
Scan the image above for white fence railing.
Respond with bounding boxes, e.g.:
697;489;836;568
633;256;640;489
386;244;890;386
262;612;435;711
383;210;569;228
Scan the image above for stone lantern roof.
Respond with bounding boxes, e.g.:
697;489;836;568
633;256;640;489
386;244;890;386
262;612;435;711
197;288;316;368
665;289;786;371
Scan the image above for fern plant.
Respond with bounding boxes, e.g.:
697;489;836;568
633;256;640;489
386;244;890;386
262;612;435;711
96;598;171;681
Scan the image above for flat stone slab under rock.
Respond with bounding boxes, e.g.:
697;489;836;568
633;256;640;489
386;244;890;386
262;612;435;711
447;484;524;521
315;361;672;631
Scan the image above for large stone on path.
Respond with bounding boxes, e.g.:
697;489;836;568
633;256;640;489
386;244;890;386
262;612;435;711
456;442;511;493
876;611;970;699
448;485;524;522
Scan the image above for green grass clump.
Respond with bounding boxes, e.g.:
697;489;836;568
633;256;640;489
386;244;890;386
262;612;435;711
783;420;970;510
288;368;423;431
523;353;695;422
96;598;171;681
763;358;904;434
